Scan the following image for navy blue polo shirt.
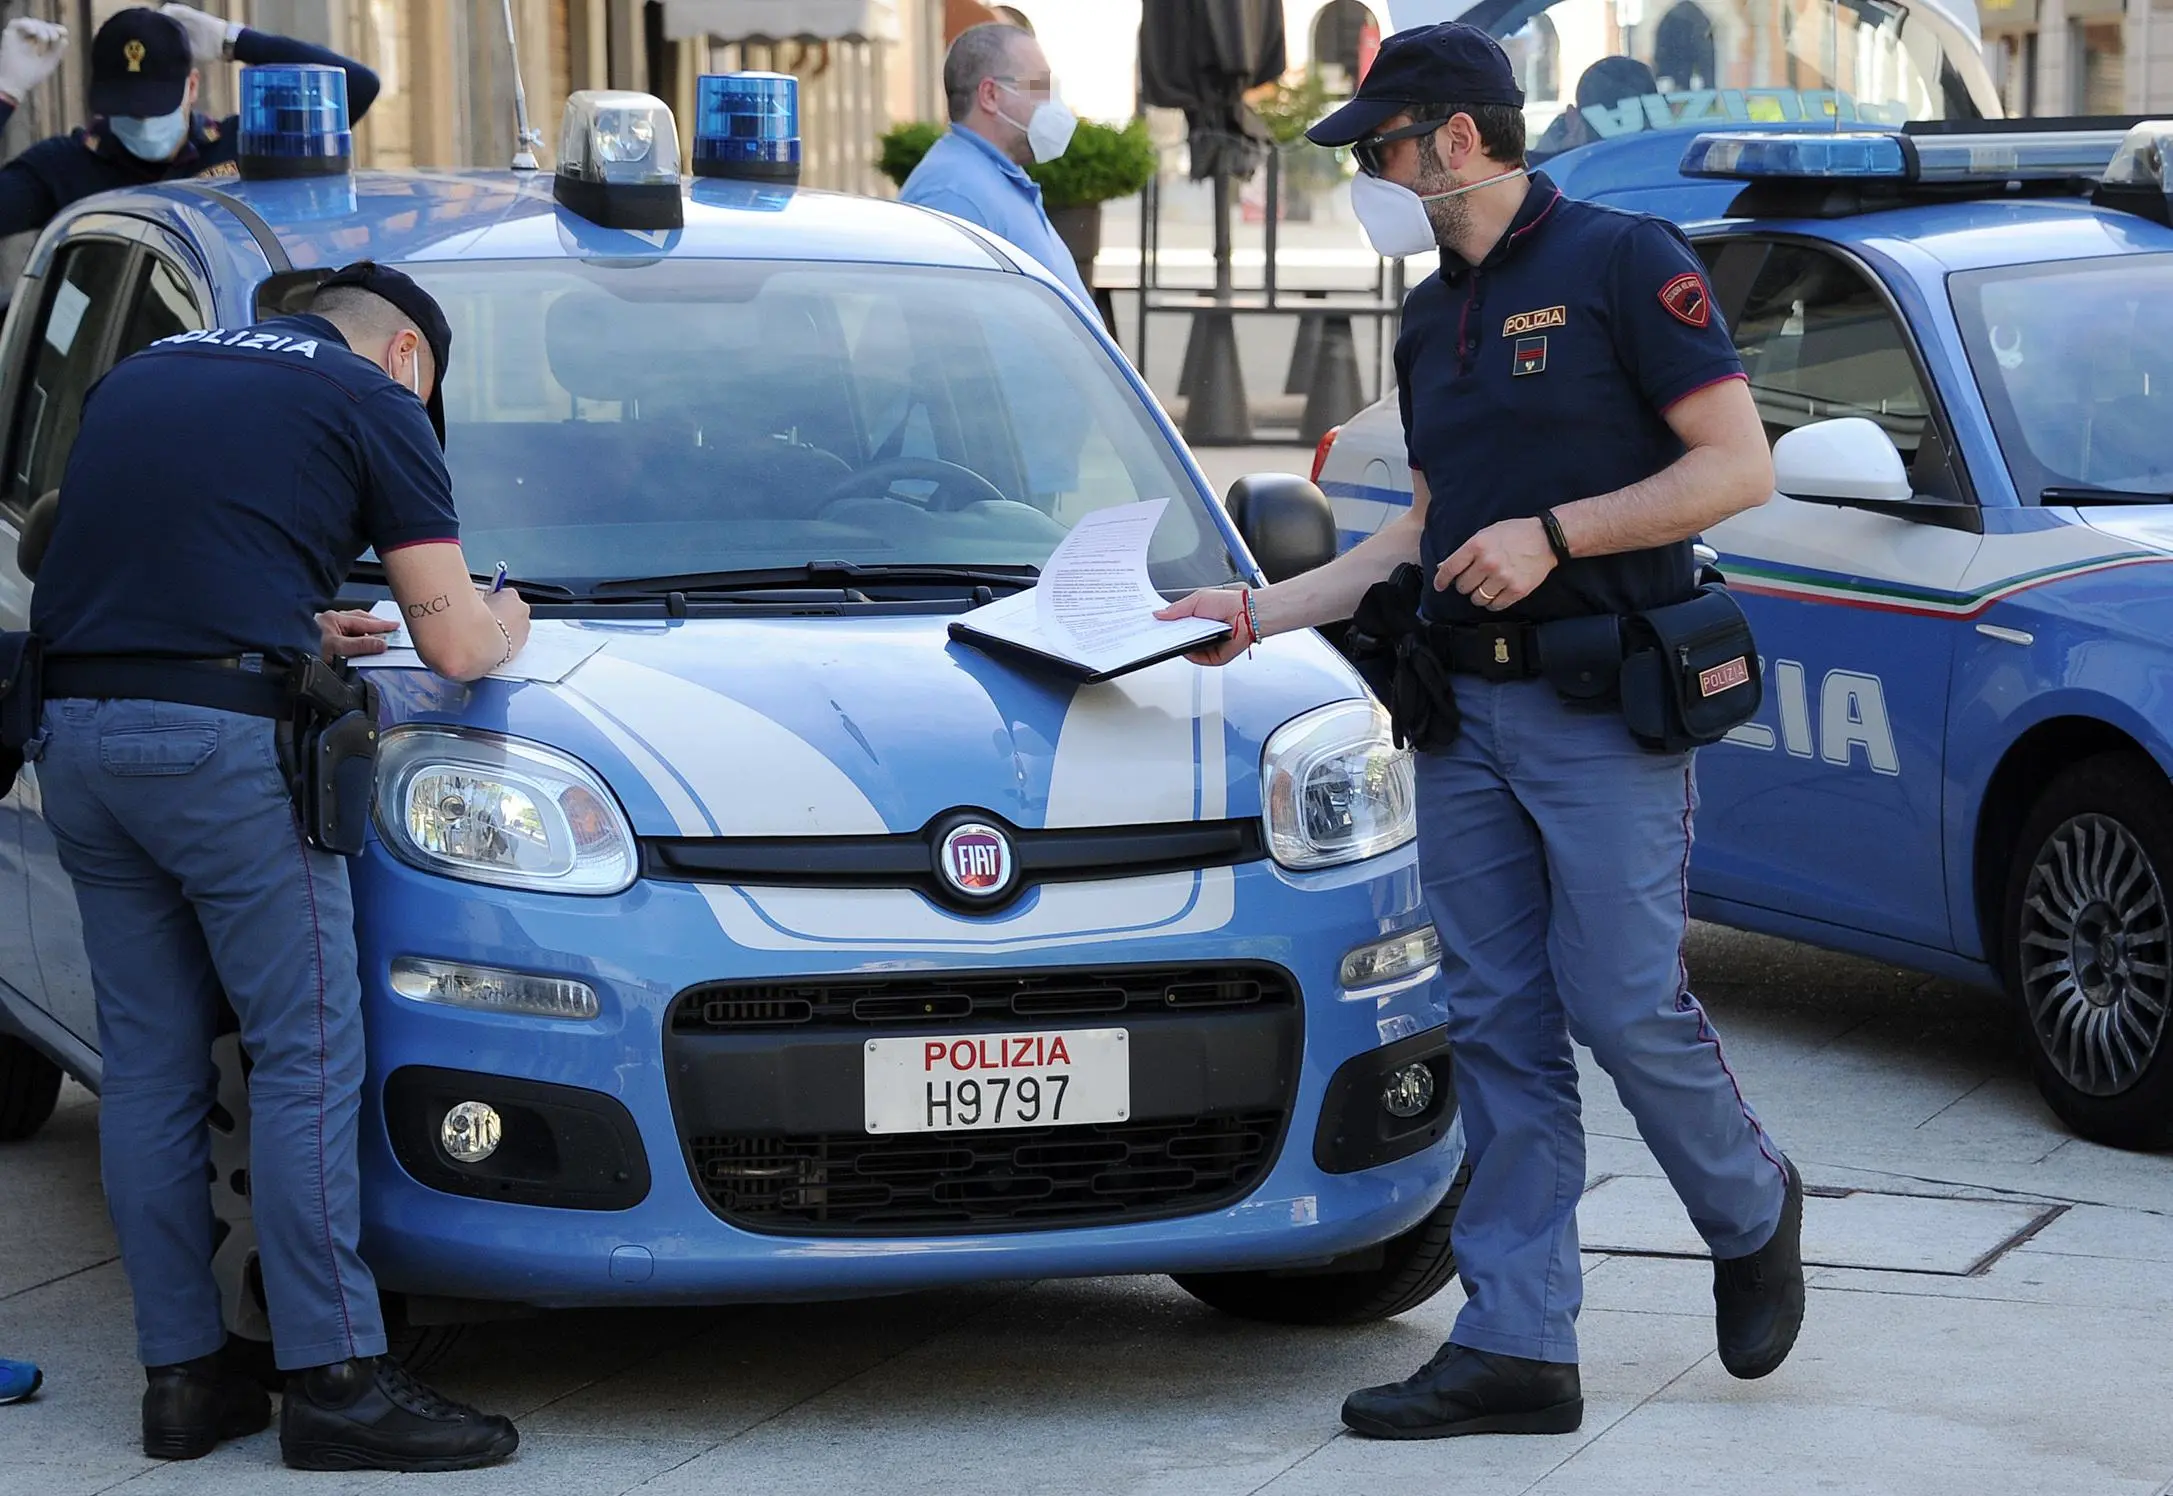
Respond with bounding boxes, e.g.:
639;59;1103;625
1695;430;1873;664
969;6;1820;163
31;314;458;660
1395;171;1744;624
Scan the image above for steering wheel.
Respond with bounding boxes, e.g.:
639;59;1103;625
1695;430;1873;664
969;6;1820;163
814;456;1010;516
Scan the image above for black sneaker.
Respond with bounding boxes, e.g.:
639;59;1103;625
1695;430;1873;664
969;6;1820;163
1714;1154;1807;1380
1342;1344;1583;1439
280;1356;518;1472
143;1343;273;1460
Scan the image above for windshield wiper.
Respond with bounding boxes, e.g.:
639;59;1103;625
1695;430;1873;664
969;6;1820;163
591;561;1040;596
345;559;579;599
2042;486;2173;506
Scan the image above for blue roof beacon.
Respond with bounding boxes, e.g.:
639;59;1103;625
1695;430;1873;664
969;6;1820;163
692;72;801;184
236;63;352;180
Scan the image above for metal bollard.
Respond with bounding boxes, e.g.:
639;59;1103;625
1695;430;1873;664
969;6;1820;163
1181;308;1253;445
1300;313;1364;447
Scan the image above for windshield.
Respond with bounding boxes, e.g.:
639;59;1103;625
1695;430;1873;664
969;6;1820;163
1952;254;2173;502
402;259;1237;594
1459;0;1998;162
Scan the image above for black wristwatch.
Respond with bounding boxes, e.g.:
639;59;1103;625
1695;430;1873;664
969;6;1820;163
1540;508;1574;567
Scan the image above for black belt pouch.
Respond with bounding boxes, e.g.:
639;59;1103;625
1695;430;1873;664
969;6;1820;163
1618;584;1761;753
288;658;380;856
1534;614;1624;704
1346;564;1461;752
0;632;42;797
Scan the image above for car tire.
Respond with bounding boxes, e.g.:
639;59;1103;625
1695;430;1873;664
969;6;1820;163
0;1033;63;1142
1170;1164;1467;1325
2002;752;2173;1150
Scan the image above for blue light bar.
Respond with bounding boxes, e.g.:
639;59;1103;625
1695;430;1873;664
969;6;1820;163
237;64;351;181
1680;132;1907;181
692;73;799;183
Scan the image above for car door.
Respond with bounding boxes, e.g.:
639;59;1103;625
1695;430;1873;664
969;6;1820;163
1692;236;1980;952
7;232;209;1047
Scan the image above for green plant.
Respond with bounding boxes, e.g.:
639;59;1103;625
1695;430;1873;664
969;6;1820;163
1029;118;1157;209
1252;70;1334;147
876;119;944;188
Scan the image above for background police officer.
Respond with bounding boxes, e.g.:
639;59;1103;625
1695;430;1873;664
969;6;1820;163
1161;22;1805;1439
27;262;526;1471
0;4;379;239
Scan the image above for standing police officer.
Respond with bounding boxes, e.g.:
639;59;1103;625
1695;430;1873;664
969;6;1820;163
1160;23;1804;1438
0;4;379;239
27;262;526;1471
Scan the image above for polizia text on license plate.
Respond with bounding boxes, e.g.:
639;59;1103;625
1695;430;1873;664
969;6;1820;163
863;1027;1130;1135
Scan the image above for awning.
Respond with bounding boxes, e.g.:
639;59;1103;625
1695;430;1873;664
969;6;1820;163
660;1;900;43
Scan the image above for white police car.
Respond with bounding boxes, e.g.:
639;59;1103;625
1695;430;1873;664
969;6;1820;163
0;75;1465;1354
1321;114;2173;1151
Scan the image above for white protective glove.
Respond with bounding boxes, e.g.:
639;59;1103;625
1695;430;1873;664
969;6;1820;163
161;4;235;65
0;18;68;104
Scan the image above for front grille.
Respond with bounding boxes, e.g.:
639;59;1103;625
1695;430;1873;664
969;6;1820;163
672;964;1294;1033
690;1112;1283;1234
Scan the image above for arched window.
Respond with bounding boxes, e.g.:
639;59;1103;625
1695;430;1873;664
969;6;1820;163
1653;2;1717;92
1311;1;1380;93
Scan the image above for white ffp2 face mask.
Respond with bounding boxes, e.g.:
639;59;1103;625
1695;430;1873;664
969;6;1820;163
1350;164;1531;258
998;83;1077;163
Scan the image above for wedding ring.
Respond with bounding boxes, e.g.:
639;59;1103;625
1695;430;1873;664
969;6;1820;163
1477;585;1500;603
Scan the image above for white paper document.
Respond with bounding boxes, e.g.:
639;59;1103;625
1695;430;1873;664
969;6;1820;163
349;600;609;684
950;498;1229;682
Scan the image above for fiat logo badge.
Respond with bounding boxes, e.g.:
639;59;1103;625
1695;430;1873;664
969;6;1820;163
937;821;1015;901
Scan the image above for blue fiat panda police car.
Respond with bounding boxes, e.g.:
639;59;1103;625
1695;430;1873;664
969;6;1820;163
1318;74;2173;1150
0;79;1465;1350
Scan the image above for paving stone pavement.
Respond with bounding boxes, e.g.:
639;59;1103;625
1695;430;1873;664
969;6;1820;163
4;926;2172;1494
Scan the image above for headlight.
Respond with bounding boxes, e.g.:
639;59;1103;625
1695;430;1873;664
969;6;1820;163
1261;700;1416;869
375;728;637;895
1341;925;1441;990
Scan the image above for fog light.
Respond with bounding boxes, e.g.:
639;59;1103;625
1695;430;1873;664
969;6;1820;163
1341;925;1443;990
1381;1063;1436;1120
440;1101;501;1164
391;957;599;1021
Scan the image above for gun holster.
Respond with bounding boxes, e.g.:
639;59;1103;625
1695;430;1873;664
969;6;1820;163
281;656;380;856
0;632;43;800
1345;564;1462;753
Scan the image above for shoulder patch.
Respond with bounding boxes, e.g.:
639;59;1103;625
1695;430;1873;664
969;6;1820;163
1659;272;1712;329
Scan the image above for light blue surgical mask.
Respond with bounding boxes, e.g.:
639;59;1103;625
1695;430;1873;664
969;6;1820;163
110;104;189;162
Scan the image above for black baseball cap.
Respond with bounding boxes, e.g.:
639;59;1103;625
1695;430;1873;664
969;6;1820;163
88;8;193;120
317;261;454;446
1307;23;1524;147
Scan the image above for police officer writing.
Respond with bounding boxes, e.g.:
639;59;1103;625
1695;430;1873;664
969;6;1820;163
1159;23;1804;1440
26;262;525;1470
0;4;378;238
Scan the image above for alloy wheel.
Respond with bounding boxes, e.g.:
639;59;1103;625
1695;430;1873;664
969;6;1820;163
2018;813;2172;1097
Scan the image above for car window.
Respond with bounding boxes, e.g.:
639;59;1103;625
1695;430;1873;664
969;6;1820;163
114;253;204;361
11;239;134;503
1951;253;2173;501
1725;241;1935;467
409;258;1234;593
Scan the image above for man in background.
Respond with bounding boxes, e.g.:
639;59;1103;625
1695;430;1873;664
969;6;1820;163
901;21;1086;302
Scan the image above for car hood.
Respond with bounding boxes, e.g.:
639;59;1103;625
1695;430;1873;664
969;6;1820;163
2081;507;2173;556
372;612;1370;839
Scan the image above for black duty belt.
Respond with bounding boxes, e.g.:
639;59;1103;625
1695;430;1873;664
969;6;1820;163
43;655;292;720
1430;620;1546;682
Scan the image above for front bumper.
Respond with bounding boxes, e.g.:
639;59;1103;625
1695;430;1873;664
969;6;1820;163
353;845;1458;1308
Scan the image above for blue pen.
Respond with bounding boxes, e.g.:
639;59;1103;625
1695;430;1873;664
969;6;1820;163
487;562;508;595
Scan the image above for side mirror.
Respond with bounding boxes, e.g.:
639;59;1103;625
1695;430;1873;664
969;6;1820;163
1225;473;1336;584
1772;417;1912;505
16;490;57;581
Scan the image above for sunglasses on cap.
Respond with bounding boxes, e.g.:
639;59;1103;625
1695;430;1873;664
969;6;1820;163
1353;116;1451;177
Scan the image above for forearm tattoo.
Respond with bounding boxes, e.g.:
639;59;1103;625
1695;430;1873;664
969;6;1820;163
405;593;453;621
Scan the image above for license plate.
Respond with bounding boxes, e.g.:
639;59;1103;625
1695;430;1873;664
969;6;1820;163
862;1028;1130;1135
